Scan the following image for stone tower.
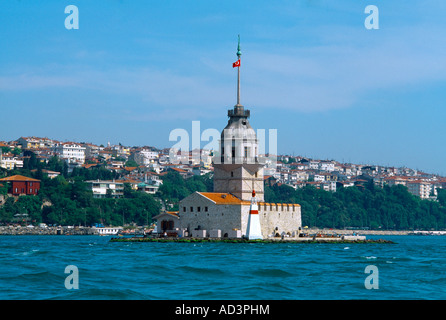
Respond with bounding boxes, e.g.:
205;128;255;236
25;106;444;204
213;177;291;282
213;36;264;201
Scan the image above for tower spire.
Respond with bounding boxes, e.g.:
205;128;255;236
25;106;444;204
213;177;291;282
236;34;241;107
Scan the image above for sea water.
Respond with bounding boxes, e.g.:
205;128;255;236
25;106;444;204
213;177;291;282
0;235;444;300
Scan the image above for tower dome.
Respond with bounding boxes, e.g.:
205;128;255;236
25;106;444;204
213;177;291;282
219;105;258;165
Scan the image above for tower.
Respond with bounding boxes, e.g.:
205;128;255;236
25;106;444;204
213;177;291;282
213;36;265;201
246;190;263;240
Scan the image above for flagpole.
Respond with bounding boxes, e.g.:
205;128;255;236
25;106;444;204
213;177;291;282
236;35;241;106
237;62;240;106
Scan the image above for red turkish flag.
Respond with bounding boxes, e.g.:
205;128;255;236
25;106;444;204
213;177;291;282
232;59;240;68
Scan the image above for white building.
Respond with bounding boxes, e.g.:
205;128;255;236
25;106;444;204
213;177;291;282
132;149;159;166
94;226;123;235
82;143;102;158
319;161;335;172
153;211;181;234
309;161;320;170
86;180;124;198
53;143;86;165
406;180;435;199
0;151;23;170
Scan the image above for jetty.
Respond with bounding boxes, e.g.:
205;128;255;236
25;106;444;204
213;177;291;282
109;236;394;244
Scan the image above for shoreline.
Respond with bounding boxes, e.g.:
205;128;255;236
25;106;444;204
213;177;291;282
0;225;442;236
0;226;96;236
109;236;395;244
305;228;411;236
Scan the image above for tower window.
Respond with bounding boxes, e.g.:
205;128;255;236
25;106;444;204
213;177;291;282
190;207;193;212
205;207;208;212
197;207;201;212
231;171;234;177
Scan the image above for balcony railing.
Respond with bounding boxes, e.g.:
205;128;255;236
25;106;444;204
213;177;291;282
228;109;250;118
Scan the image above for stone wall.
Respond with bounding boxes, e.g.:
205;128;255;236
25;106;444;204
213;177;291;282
258;203;302;238
179;192;302;239
213;164;264;201
179;192;243;237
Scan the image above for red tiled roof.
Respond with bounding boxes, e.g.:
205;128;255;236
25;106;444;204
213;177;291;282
198;192;250;205
0;175;40;182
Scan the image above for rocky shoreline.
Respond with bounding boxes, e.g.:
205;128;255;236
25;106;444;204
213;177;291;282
305;228;411;235
109;236;395;244
0;225;97;235
0;225;433;236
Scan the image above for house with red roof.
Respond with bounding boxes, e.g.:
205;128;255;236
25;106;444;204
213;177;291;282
0;175;41;195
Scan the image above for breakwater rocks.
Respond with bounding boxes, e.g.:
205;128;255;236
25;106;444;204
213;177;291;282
0;225;97;235
109;237;395;244
306;228;410;235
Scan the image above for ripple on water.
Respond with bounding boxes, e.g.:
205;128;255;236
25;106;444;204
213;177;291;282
251;268;294;278
181;265;226;276
1;235;446;300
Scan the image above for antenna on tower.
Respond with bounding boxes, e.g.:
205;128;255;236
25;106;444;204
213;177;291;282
236;35;242;107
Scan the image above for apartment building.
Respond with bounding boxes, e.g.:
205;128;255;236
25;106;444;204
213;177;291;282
53;142;86;164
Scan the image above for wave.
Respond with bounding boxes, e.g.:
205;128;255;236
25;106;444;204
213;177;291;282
181;265;226;276
14;270;64;283
251;268;294;278
14;249;43;256
47;288;155;300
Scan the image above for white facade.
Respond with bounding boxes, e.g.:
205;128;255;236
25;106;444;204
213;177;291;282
86;180;124;198
83;143;102;158
153;212;180;234
53;143;86;164
0;152;23;170
132;149;159;166
319;161;335;172
94;227;123;235
407;181;434;199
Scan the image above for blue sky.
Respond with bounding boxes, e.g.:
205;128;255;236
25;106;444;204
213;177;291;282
1;1;446;174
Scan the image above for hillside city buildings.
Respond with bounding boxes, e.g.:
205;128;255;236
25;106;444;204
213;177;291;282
0;135;445;201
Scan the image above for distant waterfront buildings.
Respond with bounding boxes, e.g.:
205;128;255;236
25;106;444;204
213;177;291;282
1;132;445;202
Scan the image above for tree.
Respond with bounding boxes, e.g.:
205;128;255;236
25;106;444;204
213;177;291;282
125;160;139;168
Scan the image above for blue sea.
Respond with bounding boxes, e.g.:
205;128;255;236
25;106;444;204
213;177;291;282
0;235;444;300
